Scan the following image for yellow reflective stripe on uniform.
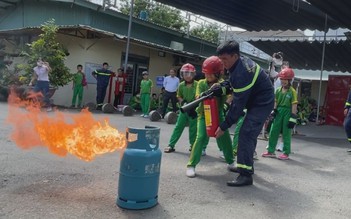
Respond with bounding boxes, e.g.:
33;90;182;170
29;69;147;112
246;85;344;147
348;138;351;142
346;102;351;106
233;65;260;93
96;72;111;76
94;70;111;76
236;163;252;170
289;117;297;123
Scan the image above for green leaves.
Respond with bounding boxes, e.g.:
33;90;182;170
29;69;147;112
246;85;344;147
119;0;220;43
190;23;220;44
22;19;73;87
119;0;187;31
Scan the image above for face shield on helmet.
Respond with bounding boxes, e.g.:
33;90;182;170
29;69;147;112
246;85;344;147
180;63;195;79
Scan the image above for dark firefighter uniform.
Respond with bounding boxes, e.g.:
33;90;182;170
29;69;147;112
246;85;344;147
220;56;274;181
92;68;114;107
344;89;351;152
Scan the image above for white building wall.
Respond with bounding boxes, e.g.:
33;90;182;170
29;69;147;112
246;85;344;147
53;34;175;107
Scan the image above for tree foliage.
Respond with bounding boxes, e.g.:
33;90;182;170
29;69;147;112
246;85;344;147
21;19;72;87
190;23;220;44
119;0;188;31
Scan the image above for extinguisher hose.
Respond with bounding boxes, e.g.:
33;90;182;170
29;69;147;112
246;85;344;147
180;92;213;113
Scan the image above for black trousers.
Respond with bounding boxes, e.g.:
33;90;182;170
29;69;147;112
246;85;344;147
96;82;108;105
162;91;177;117
344;110;351;143
237;102;274;176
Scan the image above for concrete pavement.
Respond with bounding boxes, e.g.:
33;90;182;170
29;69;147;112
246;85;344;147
1;102;351;219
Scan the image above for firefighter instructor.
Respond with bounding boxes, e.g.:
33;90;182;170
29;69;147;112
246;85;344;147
92;62;114;110
215;40;274;187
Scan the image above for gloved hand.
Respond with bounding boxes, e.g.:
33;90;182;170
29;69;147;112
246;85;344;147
219;80;233;94
180;100;187;106
270;109;278;118
211;86;224;97
287;113;297;129
187;108;197;119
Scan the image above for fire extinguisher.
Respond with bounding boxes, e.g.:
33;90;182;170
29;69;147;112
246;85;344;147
203;97;219;137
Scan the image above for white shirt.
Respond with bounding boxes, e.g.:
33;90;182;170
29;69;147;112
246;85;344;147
163;76;179;92
33;66;49;81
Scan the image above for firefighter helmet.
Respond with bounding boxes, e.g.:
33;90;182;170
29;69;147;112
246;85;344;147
180;63;195;78
202;56;224;75
278;68;294;80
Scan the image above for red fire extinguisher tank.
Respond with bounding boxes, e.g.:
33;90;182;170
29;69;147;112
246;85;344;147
203;98;219;137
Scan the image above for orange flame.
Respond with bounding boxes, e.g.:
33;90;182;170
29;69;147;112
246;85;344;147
7;90;126;161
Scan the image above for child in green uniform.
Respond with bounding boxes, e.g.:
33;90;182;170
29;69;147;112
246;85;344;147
71;64;86;108
140;71;153;118
262;68;298;160
186;56;235;178
164;63;200;153
128;93;141;110
150;93;158;110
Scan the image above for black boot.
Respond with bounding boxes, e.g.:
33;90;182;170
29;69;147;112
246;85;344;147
228;167;239;173
228;167;254;174
227;174;253;187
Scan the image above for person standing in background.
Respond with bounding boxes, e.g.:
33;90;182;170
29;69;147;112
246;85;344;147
114;68;127;107
140;71;153;118
29;58;52;112
71;64;86;108
92;62;114;110
262;68;298;160
162;68;179;118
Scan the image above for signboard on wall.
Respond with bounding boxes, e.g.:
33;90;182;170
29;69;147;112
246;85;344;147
84;62;113;84
156;76;164;88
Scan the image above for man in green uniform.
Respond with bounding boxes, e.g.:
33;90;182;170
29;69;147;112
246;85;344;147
71;64;86;108
186;56;235;178
164;63;199;153
262;68;297;160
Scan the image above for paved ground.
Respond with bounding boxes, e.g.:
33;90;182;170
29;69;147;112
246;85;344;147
1;102;351;219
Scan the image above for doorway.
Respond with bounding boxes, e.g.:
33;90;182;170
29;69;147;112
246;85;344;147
121;54;149;104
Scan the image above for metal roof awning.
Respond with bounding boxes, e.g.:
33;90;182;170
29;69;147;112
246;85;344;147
249;39;351;73
307;0;351;30
154;0;342;31
0;25;206;59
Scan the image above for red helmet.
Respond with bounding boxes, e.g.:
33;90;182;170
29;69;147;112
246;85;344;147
181;63;195;72
202;56;224;75
180;63;195;78
278;68;294;80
